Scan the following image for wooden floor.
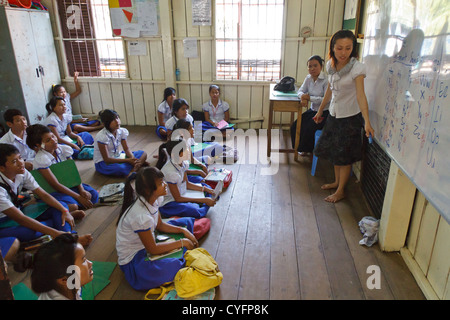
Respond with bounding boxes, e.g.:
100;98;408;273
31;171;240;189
8;126;425;300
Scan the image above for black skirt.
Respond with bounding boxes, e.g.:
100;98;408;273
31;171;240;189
313;112;364;166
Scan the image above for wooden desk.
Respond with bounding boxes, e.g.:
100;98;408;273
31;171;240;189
267;84;303;161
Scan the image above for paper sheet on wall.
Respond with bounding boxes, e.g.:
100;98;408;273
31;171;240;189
192;0;211;26
183;38;198;58
128;41;147;55
109;0;159;37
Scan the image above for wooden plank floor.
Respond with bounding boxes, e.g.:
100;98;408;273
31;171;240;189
7;126;425;300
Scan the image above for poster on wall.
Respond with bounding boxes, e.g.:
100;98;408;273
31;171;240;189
109;0;160;37
192;0;211;26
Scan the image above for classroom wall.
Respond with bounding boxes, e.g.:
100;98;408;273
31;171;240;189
43;0;345;128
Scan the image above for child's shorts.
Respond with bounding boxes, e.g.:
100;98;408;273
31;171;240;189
50;183;99;209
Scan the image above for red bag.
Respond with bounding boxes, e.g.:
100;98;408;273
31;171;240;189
193;217;211;240
204;169;232;189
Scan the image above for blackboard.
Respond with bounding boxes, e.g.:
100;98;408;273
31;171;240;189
362;0;449;223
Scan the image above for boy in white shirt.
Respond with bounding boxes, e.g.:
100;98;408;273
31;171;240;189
0;109;35;171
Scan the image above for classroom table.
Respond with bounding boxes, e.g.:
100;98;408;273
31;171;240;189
267;83;304;162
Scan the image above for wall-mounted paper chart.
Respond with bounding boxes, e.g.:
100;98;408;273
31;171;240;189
109;0;159;37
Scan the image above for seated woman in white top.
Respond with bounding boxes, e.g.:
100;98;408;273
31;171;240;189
52;72;103;133
26;124;98;219
165;98;194;139
156;87;176;140
155;139;217;219
14;233;93;300
116;167;198;291
93;109;147;177
44;96;94;159
201;85;234;138
290;55;330;155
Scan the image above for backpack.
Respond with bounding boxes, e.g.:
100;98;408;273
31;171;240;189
173;248;223;298
274;76;296;92
77;145;94;160
98;183;125;205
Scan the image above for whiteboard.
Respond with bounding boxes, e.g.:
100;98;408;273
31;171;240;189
362;0;450;223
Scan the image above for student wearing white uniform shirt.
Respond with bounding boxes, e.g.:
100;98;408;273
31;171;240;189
52;71;103;133
0;144;93;256
116;167;197;291
14;233;93;300
26;124;98;218
164;98;194;138
156;140;217;219
313;30;375;203
156;87;176;140
94;109;147;177
0;109;35;171
44;96;94;159
201;85;233;137
290;55;330;155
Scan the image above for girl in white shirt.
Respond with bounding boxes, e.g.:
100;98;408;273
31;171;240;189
44;96;94;159
94;109;148;177
201;85;234;138
165;98;195;139
52;72;103;133
156;139;217;219
116;167;198;291
313;30;375;203
14;233;93;300
290;55;330;155
26;124;98;218
156;87;176;140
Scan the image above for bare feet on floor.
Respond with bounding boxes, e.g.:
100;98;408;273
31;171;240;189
321;182;338;190
78;234;93;247
324;191;345;203
70;210;86;220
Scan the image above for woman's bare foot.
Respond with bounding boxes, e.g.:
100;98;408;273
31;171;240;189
78;234;93;247
324;191;345;203
70;210;86;220
321;182;338;190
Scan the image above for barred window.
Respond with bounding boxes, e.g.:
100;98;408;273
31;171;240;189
56;0;126;78
215;0;284;81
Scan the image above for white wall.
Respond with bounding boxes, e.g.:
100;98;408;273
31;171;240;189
45;0;344;127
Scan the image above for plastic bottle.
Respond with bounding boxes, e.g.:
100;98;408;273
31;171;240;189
175;68;180;81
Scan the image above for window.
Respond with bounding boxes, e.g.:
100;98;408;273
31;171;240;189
215;0;284;81
56;0;126;78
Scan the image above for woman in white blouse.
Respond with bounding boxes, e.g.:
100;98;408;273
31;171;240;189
290;55;329;155
313;30;374;203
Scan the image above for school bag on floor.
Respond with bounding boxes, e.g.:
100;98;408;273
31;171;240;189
174;248;223;298
97;182;125;205
204;168;232;190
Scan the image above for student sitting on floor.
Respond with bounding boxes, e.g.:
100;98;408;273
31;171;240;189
164;98;194;139
94;109;148;178
116;167;198;291
52;71;103;133
156;87;177;140
156;139;216;219
0;109;35;171
26;124;98;219
201;85;233;136
44;96;94;159
0;144;92;255
14;233;93;300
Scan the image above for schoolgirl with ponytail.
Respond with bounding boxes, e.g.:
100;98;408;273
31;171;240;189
116;167;198;291
43;96;94;159
156;139;217;219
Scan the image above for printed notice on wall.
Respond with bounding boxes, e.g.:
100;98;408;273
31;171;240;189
192;0;211;26
109;0;159;37
128;41;147;56
183;38;198;58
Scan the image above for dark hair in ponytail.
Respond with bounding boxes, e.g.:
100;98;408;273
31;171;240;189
45;96;65;115
13;233;79;296
26;124;51;150
163;87;176;102
171;98;189;116
99;109;119;132
155;139;186;169
118;167;165;225
328;29;358;68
